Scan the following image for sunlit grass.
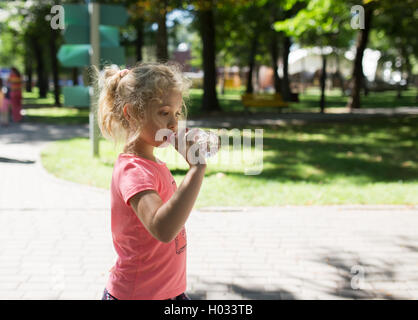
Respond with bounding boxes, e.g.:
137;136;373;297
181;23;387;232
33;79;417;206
22;107;89;125
41;116;418;207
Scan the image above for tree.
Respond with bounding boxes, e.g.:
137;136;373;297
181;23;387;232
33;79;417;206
272;0;306;101
347;1;374;110
197;2;220;112
153;0;169;61
368;0;418;97
123;0;148;63
0;2;27;86
275;0;353;113
4;0;61;100
214;0;273;94
187;0;224;113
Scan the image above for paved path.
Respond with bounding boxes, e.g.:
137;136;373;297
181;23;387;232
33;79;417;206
0;122;417;300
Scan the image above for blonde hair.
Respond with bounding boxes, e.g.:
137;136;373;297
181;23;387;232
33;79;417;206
93;62;191;150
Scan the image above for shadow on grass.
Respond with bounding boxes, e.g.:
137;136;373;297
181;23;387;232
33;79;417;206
259;140;417;183
207;116;418;184
23;116;89;125
98;116;417;184
189;89;417;116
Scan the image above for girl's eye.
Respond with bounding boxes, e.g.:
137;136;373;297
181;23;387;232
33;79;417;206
160;111;180;117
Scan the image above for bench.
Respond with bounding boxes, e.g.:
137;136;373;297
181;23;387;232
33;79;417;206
241;93;289;113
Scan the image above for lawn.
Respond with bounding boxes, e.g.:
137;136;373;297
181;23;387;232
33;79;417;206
40;115;418;207
22;87;417;124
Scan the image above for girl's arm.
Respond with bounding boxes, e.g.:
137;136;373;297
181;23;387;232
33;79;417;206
129;163;206;243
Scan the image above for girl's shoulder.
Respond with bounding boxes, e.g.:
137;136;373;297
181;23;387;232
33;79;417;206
115;153;164;176
113;154;163;193
118;153;166;168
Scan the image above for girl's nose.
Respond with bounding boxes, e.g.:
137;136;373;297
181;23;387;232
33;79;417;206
167;116;177;131
168;121;177;132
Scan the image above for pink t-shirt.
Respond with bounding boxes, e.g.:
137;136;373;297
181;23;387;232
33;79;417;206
106;153;187;300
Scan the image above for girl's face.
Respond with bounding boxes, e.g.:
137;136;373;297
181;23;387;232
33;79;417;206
139;89;183;147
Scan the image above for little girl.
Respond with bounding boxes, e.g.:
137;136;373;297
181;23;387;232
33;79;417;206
96;63;206;300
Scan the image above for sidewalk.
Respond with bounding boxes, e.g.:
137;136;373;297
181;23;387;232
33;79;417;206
0;122;417;300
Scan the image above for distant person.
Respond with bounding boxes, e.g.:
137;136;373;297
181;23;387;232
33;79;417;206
0;78;9;127
7;67;23;123
96;63;205;300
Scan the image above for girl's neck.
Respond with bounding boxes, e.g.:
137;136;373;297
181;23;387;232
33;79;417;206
124;138;155;162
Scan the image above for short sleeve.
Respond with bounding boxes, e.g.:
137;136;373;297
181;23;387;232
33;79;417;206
118;161;159;206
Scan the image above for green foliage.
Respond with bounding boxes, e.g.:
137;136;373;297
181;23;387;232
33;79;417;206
274;0;354;49
0;1;25;69
369;0;418;79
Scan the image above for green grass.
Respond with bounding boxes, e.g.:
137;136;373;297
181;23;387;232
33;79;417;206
41;115;418;207
23;86;417;124
22;107;89;125
292;87;418;111
23;88;60;106
22;88;89;125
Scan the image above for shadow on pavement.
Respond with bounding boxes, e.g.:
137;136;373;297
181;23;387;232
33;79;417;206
0;123;88;145
189;278;296;300
227;283;296;300
0;157;36;164
310;249;410;300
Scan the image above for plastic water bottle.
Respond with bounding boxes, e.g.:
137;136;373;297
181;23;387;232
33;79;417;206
160;128;220;158
185;128;220;158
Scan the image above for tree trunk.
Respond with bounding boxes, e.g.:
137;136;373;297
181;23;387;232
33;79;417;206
397;83;402;99
246;36;258;94
320;54;327;114
270;31;281;94
396;53;403;99
282;36;291;101
347;5;373;110
25;50;33;92
400;45;410;92
199;7;220;112
363;74;369;96
135;18;144;62
50;29;61;106
404;52;412;89
156;3;168;62
31;36;47;98
220;69;225;95
335;53;345;96
72;68;79;85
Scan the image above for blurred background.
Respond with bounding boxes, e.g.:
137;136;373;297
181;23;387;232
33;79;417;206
0;0;416;115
